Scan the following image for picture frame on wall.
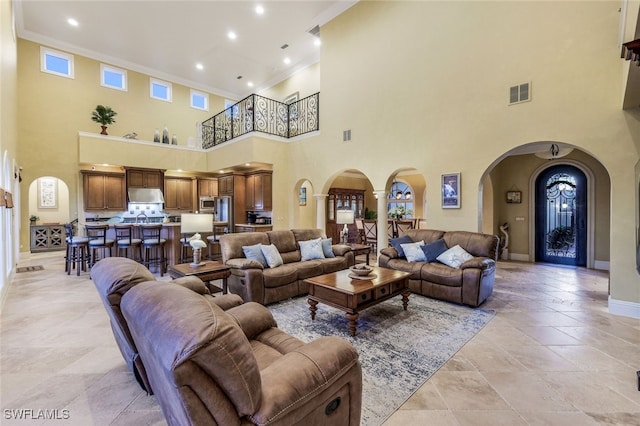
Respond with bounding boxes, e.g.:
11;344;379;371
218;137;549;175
506;190;522;204
441;173;460;209
38;177;57;209
299;187;307;206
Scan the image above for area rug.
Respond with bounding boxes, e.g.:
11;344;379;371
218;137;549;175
268;295;494;426
16;265;44;273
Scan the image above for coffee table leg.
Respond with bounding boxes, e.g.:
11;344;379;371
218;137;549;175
346;312;359;336
401;290;410;311
308;298;318;320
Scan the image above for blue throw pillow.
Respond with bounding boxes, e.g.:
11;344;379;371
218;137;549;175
299;238;325;261
421;239;448;262
321;238;336;258
389;235;413;257
242;243;268;267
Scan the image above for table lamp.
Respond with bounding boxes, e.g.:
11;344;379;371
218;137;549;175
181;213;213;267
336;209;355;244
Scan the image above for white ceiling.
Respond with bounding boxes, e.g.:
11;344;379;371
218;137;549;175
15;0;356;100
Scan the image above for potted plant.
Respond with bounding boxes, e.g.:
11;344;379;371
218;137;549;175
29;215;39;225
91;105;117;135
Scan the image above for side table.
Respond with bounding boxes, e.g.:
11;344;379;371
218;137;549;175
168;261;231;294
345;243;372;265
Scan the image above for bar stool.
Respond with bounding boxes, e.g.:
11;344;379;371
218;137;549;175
206;224;226;260
140;224;166;276
179;233;193;263
86;223;115;268
64;223;89;276
114;224;142;261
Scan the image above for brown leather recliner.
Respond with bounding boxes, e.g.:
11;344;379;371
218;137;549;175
121;281;363;425
90;257;244;394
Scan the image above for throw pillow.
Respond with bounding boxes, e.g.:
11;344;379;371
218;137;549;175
389;235;413;257
299;238;325;261
260;244;284;268
321;238;336;258
242;243;268;267
421;239;448;262
436;244;474;269
400;241;427;262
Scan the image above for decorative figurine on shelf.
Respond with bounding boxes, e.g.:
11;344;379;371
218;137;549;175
171;134;177;145
153;129;160;143
29;215;39;225
122;132;137;139
162;126;169;144
188;233;207;267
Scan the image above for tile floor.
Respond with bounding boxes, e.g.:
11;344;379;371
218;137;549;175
1;252;639;425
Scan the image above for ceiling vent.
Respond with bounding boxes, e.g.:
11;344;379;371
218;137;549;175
343;129;352;142
509;82;531;105
308;25;320;38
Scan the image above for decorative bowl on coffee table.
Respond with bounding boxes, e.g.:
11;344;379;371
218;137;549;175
350;264;373;276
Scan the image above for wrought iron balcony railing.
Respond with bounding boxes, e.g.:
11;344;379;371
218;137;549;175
201;92;319;149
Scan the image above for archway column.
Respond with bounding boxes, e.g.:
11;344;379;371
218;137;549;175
374;190;388;260
314;193;328;232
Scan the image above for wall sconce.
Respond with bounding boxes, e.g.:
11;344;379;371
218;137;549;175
405;191;412;199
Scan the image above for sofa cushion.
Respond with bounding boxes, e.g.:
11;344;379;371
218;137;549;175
321;238;336;258
299;238;325;261
389;235;412;257
317;256;348;274
287;260;324;279
421;238;448;262
243;243;268;267
262;264;299;288
260;244;284;268
401;241;426;262
437;244;474;269
421;262;463;287
385;258;423;280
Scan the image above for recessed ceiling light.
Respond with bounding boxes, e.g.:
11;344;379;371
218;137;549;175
255;5;264;15
67;18;79;27
219;170;225;174
245;163;251;166
195;63;204;70
314;39;321;47
227;31;237;40
247;81;254;87
283;57;291;65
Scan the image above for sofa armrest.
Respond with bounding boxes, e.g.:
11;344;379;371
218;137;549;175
331;244;352;257
250;336;360;425
380;247;399;258
461;257;495;270
225;302;277;339
226;258;265;270
172;276;210;294
210;294;244;311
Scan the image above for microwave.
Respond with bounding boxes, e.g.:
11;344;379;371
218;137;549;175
199;196;216;212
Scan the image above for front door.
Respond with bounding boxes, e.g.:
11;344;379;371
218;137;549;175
535;165;587;266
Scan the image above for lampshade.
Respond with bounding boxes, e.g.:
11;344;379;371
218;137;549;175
336;209;355;225
181;213;214;233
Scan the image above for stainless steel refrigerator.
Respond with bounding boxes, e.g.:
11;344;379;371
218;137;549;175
215;196;233;232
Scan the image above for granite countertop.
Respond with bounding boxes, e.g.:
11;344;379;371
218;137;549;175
235;223;273;227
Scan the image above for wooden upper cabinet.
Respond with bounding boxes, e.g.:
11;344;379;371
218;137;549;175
164;177;194;211
219;174;234;196
82;171;126;211
198;179;218;197
246;171;272;211
126;168;164;189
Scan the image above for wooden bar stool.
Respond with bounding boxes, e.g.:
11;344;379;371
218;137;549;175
64;223;89;276
140;224;166;276
86;223;115;268
179;233;193;263
114;224;142;261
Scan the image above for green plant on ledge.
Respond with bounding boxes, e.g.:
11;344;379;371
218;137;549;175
29;215;39;223
91;105;117;135
364;208;377;220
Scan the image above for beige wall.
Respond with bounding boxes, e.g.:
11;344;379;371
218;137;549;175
259;62;320;103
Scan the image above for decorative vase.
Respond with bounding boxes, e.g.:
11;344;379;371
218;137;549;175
171;134;177;145
153;128;160;143
100;125;108;135
162;126;169;144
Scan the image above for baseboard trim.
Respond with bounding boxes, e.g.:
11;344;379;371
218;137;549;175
608;296;640;319
593;260;610;271
509;253;529;262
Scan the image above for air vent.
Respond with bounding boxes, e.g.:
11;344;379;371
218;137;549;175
308;25;320;38
509;82;530;105
343;129;351;142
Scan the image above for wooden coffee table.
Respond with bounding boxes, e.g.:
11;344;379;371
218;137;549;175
168;261;231;294
305;267;411;336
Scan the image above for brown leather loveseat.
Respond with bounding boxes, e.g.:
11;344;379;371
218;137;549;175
378;229;499;307
121;281;363;425
220;229;355;305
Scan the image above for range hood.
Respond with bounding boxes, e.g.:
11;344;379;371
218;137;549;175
127;188;165;204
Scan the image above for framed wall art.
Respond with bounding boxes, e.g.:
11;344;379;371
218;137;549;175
506;190;522;204
38;177;58;209
441;173;460;209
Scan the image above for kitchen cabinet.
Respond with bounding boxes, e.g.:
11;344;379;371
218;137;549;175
326;188;365;243
218;174;235;195
82;171;126;211
164;177;194;211
126;168;164;190
245;171;272;211
30;224;65;252
198;178;218;197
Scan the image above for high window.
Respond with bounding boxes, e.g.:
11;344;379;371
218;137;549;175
40;47;74;78
101;64;127;91
190;90;209;111
150;78;172;102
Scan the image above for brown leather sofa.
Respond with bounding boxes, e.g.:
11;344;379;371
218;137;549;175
220;229;355;305
121;280;363;426
378;229;499;307
90;257;244;394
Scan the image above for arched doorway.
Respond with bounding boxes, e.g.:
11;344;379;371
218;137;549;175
535;164;587;266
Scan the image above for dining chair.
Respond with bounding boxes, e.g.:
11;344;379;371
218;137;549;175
387;219;397;239
395;220;415;238
85;223;115;268
354;218;365;244
363;219;377;253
